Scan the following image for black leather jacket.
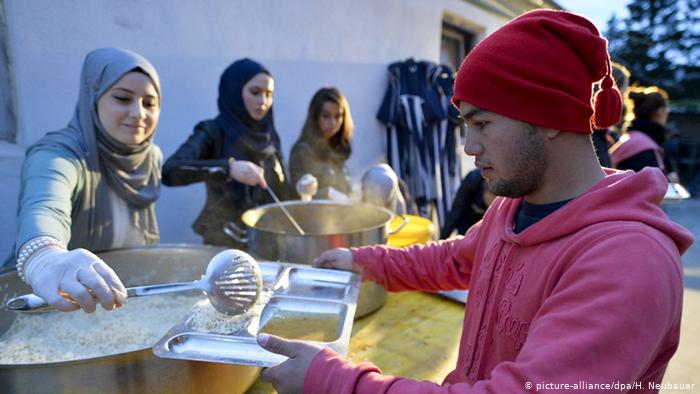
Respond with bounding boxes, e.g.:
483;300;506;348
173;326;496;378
440;169;488;238
163;120;290;248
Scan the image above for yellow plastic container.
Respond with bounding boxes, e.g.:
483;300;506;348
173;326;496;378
387;214;435;247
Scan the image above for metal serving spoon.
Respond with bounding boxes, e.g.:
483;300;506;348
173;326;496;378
5;249;263;316
265;187;306;235
178;163;305;236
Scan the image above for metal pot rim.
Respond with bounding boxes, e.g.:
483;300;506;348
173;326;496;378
0;347;151;368
0;244;226;368
241;200;395;236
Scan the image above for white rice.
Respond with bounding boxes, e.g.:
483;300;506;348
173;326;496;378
0;294;201;364
188;287;273;335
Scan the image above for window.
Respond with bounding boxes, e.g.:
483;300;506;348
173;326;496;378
440;18;479;176
440;22;476;73
0;0;17;143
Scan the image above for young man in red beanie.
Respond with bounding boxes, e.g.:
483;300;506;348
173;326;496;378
256;9;694;394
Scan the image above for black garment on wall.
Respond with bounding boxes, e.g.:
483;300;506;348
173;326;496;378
377;58;463;227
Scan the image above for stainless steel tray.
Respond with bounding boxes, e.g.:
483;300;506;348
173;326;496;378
152;261;360;367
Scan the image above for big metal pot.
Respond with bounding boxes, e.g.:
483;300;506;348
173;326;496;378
224;200;406;317
0;244;260;394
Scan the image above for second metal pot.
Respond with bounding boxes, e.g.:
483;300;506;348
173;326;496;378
225;201;405;317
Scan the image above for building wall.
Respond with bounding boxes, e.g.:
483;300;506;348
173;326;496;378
0;0;508;254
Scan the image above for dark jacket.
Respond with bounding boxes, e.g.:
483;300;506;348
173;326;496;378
162;120;290;248
440;169;488;238
616;119;669;172
289;138;351;199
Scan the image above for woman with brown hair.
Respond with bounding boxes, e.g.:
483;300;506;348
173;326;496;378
289;87;354;200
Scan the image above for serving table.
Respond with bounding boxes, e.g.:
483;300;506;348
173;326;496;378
245;290;466;393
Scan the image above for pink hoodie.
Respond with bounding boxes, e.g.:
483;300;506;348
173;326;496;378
303;168;693;394
610;131;665;170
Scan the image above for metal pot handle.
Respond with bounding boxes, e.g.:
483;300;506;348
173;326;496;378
223;222;248;244
387;214;409;235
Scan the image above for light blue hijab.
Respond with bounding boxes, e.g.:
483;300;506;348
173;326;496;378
26;47;162;250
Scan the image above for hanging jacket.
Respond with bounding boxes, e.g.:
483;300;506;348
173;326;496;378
377;59;461;226
302;168;693;393
377;59;447;203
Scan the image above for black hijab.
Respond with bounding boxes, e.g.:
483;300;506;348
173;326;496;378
215;58;281;163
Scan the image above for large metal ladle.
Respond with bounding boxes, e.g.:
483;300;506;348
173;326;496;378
265;187;306;235
5;249;263;316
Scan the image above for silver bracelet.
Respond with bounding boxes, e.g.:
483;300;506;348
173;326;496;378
16;236;65;283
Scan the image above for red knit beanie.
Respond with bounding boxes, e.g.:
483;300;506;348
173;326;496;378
452;9;622;133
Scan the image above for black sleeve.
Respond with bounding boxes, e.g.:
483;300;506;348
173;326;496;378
616;150;661;172
162;122;230;186
440;170;482;239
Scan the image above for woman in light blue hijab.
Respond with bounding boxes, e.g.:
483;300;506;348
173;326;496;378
8;48;163;313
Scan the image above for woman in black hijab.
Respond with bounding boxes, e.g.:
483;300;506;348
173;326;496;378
163;58;290;248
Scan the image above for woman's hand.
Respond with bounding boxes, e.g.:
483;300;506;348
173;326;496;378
312;248;356;272
229;159;268;188
25;247;127;313
295;173;318;200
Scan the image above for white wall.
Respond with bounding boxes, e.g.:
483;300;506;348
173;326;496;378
0;0;506;254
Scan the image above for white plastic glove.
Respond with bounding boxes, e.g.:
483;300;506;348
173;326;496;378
295;173;318;201
24;246;127;313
